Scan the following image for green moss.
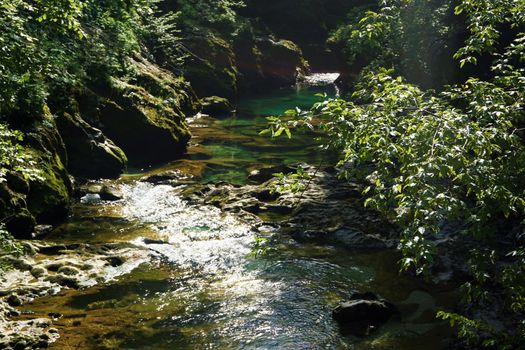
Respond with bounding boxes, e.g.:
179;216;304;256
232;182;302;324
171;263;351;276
22;108;71;223
182;33;238;99
91;57;199;165
27;152;70;223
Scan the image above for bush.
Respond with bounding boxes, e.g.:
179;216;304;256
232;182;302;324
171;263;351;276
265;0;525;347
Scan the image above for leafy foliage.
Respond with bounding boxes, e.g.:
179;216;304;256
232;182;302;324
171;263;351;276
453;0;525;68
176;0;245;33
0;0;186;117
0;123;42;184
329;0;460;88
265;0;525;347
269;165;312;196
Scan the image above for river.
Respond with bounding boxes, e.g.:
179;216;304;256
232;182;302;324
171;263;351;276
18;76;455;349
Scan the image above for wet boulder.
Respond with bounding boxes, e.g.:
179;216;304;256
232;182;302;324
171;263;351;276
234;33;308;90
201;96;234;116
99;185;122;201
332;292;397;335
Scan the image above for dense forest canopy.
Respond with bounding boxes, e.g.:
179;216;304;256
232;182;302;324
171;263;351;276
0;0;525;349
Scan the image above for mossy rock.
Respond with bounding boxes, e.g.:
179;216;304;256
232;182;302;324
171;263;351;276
201;96;234;116
56;112;127;179
94;57;199;166
26;152;70;224
0;107;71;229
24;108;71;224
182;33;238;100
233;30;308;91
255;37;308;87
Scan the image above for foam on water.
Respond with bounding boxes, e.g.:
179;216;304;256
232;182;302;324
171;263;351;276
121;182;255;275
303;72;340;86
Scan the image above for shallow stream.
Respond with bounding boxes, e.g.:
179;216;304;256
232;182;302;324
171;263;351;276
19;78;456;349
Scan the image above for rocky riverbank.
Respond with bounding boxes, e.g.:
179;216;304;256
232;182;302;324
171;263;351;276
0;242;154;349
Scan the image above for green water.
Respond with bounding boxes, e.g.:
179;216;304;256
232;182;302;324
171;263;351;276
187;85;335;185
21;83;456;349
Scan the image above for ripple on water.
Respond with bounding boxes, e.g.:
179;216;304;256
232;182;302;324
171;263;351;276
121;182;254;275
114;181;364;348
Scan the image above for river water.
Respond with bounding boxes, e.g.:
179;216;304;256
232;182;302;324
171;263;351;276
20;78;456;349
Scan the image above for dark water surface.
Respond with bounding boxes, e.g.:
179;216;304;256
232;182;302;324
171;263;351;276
21;79;456;349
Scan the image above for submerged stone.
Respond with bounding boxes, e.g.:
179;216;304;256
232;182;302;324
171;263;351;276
332;292;398;336
6;295;22;307
333;228;387;249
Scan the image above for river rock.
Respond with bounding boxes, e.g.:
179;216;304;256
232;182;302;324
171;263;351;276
99;185;122;201
143;238;169;245
57;266;80;276
80;193;101;204
6;294;22;307
30;267;47;279
45;275;80;289
20;242;39;256
106;256;125;267
1;257;32;272
201;96;234;116
184;165;396;248
140;169;193;186
332;292;397;335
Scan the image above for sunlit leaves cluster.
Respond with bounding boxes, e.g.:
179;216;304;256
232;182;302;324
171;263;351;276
271;68;525;274
454;0;525;67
